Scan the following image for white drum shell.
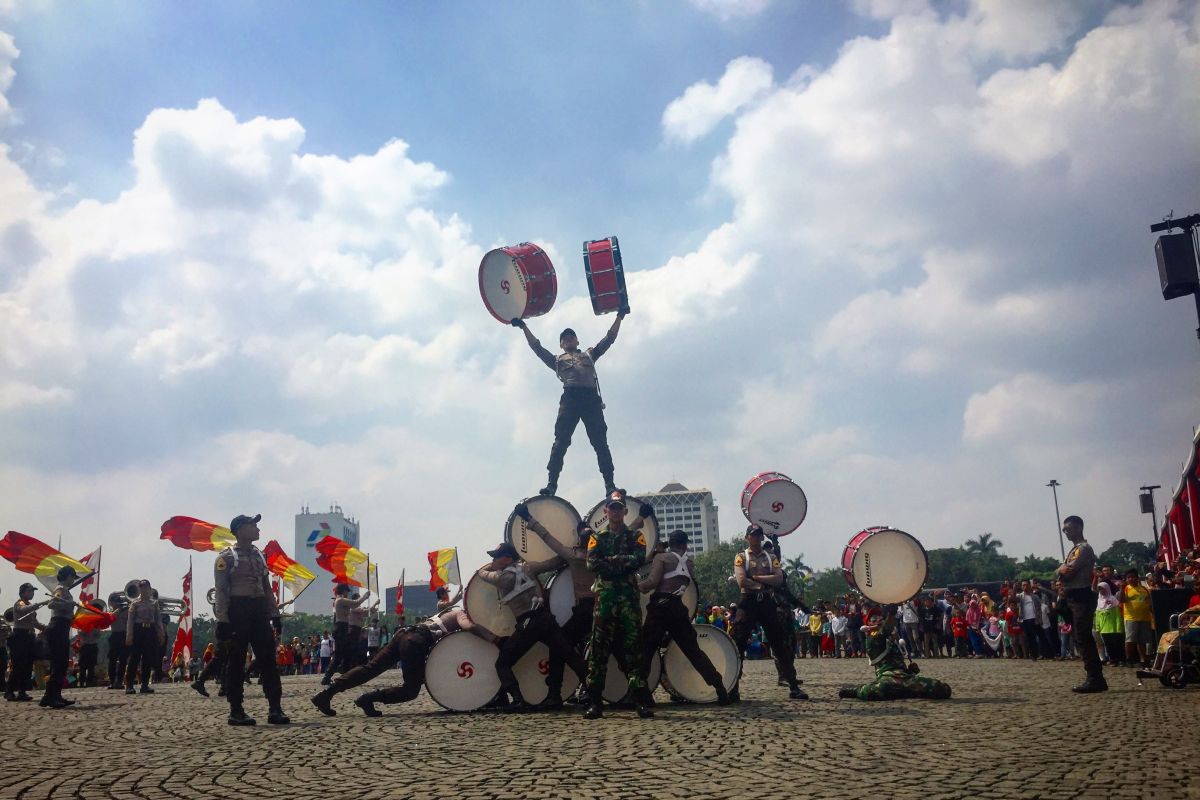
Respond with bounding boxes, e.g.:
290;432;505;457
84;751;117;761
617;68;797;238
601;650;660;703
741;473;808;536
514;641;582;705
464;570;517;639
848;529;927;604
547;568;577;626
661;624;741;703
480;249;531;321
424;631;501;712
505;496;582;565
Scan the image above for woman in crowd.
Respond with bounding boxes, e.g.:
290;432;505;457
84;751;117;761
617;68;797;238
1095;583;1123;666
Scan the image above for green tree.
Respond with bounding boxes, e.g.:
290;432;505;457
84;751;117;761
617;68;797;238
964;532;1003;556
1096;539;1157;572
784;554;814;597
805;568;850;605
1015;553;1059;581
692;538;746;611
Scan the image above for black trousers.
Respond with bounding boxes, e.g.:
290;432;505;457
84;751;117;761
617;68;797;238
42;620;71;700
731;594;797;684
497;608;587;698
78;643;99;687
125;626;160;687
196;639;229;684
7;630;33;694
223;597;281;709
1066;587;1103;682
1023;620;1045;659
549;597;595;693
331;627;434;704
107;631;128;686
324;621;351;678
547;387;614;483
640;594;723;689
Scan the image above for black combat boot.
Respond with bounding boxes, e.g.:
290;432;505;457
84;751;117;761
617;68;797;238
190;679;209;697
227;706;256;726
267;705;291;725
788;681;809;700
539;481;558;497
499;687;530;713
354;691;383;717
311;688;337;716
711;682;731;706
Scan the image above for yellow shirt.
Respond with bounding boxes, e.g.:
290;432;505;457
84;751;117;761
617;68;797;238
1121;584;1152;623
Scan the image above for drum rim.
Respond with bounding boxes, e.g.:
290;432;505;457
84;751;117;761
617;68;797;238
478;243;556;323
504;494;583;541
841;527;928;604
740;479;808;535
424;630;500;712
661;623;742;702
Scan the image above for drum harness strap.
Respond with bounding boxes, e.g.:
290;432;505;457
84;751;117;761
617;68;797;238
742;549;775;603
663;551;692;597
499;565;544;612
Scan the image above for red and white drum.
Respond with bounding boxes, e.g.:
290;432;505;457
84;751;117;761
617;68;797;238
602;650;661;704
464;569;516;639
660;624;741;703
479;242;557;324
514;641;582;705
504;495;582;565
585;495;658;558
740;471;808;536
841;526;928;604
424;631;501;712
583;236;629;316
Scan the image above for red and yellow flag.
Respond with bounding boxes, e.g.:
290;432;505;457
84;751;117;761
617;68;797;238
427;547;460;590
263;540;317;597
0;531;95;591
315;535;368;587
72;602;116;633
160;516;237;552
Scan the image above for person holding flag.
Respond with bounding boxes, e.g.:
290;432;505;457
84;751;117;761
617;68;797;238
6;583;44;701
213;513;289;726
42;565;81;709
321;584;371;685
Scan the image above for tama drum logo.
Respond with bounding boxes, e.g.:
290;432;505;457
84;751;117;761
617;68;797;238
771;502;784;513
500;279;510;294
458;661;474;678
864;553;873;587
538;659;549;676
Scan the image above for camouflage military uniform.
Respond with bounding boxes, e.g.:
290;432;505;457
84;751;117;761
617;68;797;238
585;521;647;702
848;618;951;701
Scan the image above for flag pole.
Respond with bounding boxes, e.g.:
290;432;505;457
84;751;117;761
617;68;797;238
452;547;462;590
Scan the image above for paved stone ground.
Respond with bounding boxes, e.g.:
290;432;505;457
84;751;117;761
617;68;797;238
1;657;1196;800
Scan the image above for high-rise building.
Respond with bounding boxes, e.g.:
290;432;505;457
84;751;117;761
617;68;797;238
293;505;360;616
384;583;440;623
635;483;719;554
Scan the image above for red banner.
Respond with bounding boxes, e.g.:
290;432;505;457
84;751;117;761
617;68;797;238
170;563;193;669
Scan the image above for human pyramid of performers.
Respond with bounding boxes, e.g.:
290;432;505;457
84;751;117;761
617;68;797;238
2;237;953;724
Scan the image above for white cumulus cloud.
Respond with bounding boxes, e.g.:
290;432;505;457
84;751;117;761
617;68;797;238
662;56;774;145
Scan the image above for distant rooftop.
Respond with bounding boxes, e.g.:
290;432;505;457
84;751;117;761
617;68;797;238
659;482;688;492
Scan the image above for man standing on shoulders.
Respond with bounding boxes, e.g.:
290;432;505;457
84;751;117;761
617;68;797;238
214;514;290;725
1057;515;1105;693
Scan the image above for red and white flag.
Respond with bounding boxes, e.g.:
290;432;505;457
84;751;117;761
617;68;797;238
171;561;193;666
77;546;102;606
395;569;405;617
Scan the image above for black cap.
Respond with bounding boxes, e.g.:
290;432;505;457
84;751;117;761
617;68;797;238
229;513;261;533
560;328;576;340
488;542;520;560
745;524;764;538
668;529;688;548
605;490;627;509
56;565;78;583
335;583;350;595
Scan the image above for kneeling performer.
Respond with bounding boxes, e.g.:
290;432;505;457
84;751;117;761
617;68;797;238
639;529;730;705
838;606;951;701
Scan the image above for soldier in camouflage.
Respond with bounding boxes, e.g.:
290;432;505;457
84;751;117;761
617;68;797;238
838;605;951;701
584;491;652;720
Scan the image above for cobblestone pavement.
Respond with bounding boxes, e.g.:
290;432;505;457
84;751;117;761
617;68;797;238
1;657;1196;800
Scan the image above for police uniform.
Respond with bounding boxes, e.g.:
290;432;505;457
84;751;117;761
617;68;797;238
521;318;622;495
732;544;806;698
1060;536;1104;690
0;613;10;694
312;608;473;717
77;608;104;688
347;602;368;668
638;545;729;704
41;577;76;707
125;590;164;692
585;501;649;716
839;613;951;701
106;602;129;688
214;537;285;724
323;591;370;683
6;593;42;700
478;538;587;709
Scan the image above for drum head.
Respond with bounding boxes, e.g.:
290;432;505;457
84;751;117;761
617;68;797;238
424;631;501;712
601;650;661;704
505;496;582;565
464;570;517;638
514;641;582;705
586;496;658;557
848;528;927;604
547;568;576;626
638;582;699;621
742;474;808;536
662;624;741;703
479;248;529;323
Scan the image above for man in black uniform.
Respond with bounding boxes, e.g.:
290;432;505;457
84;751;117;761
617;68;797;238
124;580;165;694
76;597;105;688
322;583;370;684
512;311;625;496
214;513;289;725
731;525;807;700
639;529;730;705
41;566;79;708
192;589;229;697
106;593;129;689
6;583;43;702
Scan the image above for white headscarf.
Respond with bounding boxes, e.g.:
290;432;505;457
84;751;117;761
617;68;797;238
1097;582;1119;611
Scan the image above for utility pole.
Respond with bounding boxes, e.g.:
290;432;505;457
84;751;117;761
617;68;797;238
1047;480;1065;560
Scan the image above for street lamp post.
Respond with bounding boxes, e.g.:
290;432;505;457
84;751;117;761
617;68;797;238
1047;480;1065;560
1139;485;1161;549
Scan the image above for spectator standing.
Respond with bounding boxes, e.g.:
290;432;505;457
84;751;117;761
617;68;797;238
1095;583;1123;666
1119;569;1154;669
920;596;941;657
1016;581;1044;660
900;601;921;657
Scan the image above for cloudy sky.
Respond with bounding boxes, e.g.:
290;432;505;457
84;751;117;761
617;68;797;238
1;0;1198;605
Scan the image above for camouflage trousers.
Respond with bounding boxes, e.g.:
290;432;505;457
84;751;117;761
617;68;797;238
852;669;951;701
587;587;645;702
